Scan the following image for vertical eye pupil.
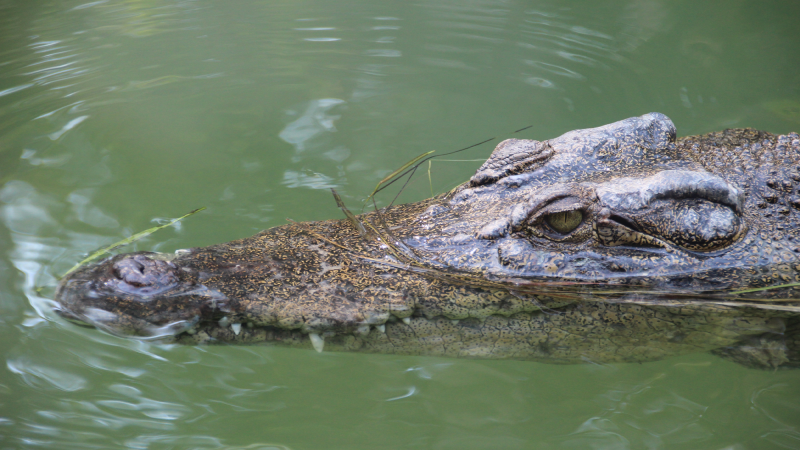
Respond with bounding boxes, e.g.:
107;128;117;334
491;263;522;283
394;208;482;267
545;210;583;234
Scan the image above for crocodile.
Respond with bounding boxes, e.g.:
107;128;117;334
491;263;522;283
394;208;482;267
55;113;800;369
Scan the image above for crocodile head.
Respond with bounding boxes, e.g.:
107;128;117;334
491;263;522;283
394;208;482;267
54;113;800;362
405;112;758;290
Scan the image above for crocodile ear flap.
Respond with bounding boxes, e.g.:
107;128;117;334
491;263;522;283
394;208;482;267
470;139;554;186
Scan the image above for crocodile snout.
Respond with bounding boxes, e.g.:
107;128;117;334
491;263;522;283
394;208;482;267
55;252;206;338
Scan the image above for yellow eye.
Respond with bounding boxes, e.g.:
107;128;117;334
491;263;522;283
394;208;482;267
544;210;583;234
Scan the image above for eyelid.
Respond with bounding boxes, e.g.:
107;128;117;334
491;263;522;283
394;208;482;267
499;184;593;235
526;197;586;225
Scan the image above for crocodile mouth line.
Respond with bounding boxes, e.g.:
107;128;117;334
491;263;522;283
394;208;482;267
175;313;524;353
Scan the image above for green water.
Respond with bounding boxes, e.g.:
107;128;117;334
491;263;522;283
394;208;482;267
1;0;799;448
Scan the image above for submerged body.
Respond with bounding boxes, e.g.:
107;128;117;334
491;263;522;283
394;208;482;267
56;113;800;368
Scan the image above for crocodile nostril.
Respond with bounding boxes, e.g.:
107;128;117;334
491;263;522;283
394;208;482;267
113;256;147;285
111;254;179;294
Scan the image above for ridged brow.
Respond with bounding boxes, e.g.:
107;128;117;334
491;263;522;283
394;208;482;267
595;170;743;213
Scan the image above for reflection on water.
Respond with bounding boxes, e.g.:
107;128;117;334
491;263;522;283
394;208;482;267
280;99;346;156
1;0;800;448
281;170;340;190
562;375;712;448
751;384;800;448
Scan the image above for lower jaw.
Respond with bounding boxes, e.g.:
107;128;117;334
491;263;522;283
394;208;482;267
169;309;763;364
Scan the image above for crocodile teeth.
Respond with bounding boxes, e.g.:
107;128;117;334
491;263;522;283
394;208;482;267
231;323;241;336
356;325;370;335
218;316;230;328
309;333;324;353
377;325;386;333
450;320;459;325
402;317;411;325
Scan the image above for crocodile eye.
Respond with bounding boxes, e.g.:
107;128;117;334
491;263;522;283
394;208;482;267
544;210;583;234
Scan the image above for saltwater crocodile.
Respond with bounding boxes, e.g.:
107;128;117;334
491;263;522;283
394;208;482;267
55;113;800;369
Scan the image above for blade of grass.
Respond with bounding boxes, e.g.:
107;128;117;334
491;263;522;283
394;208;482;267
725;282;800;295
60;207;206;279
363;150;435;208
366;137;496;206
428;160;433;198
331;189;372;239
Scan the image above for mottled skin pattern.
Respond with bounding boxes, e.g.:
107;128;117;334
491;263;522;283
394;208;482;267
55;113;800;368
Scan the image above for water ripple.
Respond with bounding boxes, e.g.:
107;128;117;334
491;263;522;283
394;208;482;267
0;83;33;97
523;60;585;80
7;359;87;392
364;49;401;58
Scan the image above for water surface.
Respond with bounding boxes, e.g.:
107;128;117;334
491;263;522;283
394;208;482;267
1;0;800;448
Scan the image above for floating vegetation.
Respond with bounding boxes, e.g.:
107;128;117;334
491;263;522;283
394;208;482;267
332;189;372;239
60;207;205;279
362;123;535;207
362;150;435;209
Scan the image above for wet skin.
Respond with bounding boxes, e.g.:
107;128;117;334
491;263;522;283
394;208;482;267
56;113;800;368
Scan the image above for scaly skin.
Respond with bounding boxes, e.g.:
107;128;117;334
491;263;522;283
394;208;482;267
55;113;800;368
